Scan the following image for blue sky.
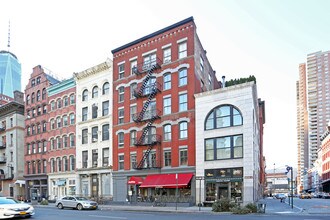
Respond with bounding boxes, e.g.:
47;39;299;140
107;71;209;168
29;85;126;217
1;0;330;170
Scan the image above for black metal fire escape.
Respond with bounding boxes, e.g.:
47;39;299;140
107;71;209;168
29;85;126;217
132;58;162;169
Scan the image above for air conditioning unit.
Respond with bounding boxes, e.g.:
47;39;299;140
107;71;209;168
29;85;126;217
92;138;98;142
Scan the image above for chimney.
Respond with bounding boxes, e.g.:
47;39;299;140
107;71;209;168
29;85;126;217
13;90;24;104
222;76;226;88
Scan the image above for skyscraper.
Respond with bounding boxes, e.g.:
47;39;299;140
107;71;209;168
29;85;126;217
0;50;21;97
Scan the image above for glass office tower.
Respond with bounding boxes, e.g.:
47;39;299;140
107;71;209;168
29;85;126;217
0;50;21;98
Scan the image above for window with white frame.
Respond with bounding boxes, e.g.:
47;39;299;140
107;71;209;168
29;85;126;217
63;156;68;171
118;132;124;148
179;93;188;112
164;150;171;167
57;99;62;109
179;121;188;139
130;105;137;122
118;86;125;102
130;83;137;99
103;148;109;167
163;96;171;115
118;154;124;170
178;41;187;59
69;134;75;147
102;124;109;141
51;101;55;111
82;151;88;168
70;155;75;171
70;113;75;124
92;149;98;167
92;86;98;98
119;63;125;79
82;89;88;101
64;96;69;106
56;136;61;149
63;115;68;126
143;53;156;70
92;126;98;143
130;60;137;75
103;82;110;95
50;119;55;130
118;108;124;124
82;129;88;144
163;124;171;141
92;104;98;119
82;107;88;121
163;73;171;90
57;157;62;172
102;101;109;116
180;148;188;166
179;68;187;86
70;94;75;104
130;153;137;169
63;135;68;148
200;56;204;72
163;47;171;64
130;130;136;146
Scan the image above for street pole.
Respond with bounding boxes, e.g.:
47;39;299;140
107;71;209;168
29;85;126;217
175;173;178;211
291;168;293;209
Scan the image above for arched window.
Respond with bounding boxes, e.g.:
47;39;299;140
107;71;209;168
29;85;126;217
31;93;35;103
42;88;46;100
69;155;75;171
57;157;62;172
57;99;62;109
69;113;75;125
63;156;68;171
92;86;99;98
163;124;171;141
179;122;188;139
82;89;88;101
103;82;109;95
26;95;30;105
69;134;75;147
37;90;41;101
205;105;243;130
50;158;55;173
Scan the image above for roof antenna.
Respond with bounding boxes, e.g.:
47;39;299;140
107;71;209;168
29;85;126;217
7;20;10;50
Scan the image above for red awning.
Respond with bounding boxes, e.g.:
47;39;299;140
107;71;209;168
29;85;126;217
128;176;144;185
139;173;193;188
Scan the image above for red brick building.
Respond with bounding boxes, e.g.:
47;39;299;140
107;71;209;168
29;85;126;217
46;78;76;200
111;17;220;202
24;65;60;200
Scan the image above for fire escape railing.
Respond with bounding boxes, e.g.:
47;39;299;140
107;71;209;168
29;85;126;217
133;58;162;170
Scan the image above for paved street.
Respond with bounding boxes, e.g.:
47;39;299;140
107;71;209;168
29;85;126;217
28;197;330;220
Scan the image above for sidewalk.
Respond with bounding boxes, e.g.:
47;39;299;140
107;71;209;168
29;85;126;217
258;198;302;215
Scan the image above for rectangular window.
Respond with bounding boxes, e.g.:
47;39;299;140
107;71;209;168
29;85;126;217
130;153;137;169
64;97;69;106
130;83;137;99
200;56;204;72
163;47;171;64
92;127;98;143
118;108;124;124
205;135;243;161
118;154;124;170
164;151;172;167
92;104;98;119
103;148;109;167
130;60;137;75
70;134;75;147
119;63;125;79
102;124;109;141
179;93;188;112
118;87;125;102
118;132;124;148
130;105;137;122
92;149;98;167
82;129;88;144
180;148;188;166
82;151;88;168
163;74;171;90
178;42;187;59
130;131;136;146
102;101;109;116
82;107;88;121
163;97;171;115
143;53;156;70
57;137;61;149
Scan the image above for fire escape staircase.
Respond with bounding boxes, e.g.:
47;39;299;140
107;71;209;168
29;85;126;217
132;58;162;169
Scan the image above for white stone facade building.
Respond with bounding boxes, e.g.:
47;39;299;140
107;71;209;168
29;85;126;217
74;59;113;199
195;81;263;205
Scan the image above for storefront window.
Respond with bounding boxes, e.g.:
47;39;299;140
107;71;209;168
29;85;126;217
205;183;216;201
231;182;243;202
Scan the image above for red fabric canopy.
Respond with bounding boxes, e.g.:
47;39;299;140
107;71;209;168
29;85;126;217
128;176;144;185
139;173;193;188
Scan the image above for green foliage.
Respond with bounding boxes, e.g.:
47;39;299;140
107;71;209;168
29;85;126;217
230;206;251;214
225;75;256;87
40;199;49;205
245;203;257;213
212;199;237;212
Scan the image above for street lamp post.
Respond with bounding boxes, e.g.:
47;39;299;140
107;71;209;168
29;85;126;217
196;176;204;211
175;173;178;211
286;166;293;209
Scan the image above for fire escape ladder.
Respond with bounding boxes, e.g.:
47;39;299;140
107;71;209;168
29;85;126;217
135;146;152;170
135;66;156;97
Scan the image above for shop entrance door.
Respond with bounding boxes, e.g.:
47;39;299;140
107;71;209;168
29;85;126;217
217;184;229;200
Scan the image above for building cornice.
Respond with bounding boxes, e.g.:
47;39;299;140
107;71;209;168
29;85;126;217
74;59;112;81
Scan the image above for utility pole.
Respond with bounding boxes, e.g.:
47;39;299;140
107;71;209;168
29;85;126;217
286;166;293;209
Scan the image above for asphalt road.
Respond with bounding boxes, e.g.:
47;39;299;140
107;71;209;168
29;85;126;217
32;206;330;220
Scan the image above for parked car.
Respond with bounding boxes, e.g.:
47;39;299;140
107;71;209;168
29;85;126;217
275;193;286;199
321;192;330;199
0;197;35;219
299;193;312;199
55;196;98;210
